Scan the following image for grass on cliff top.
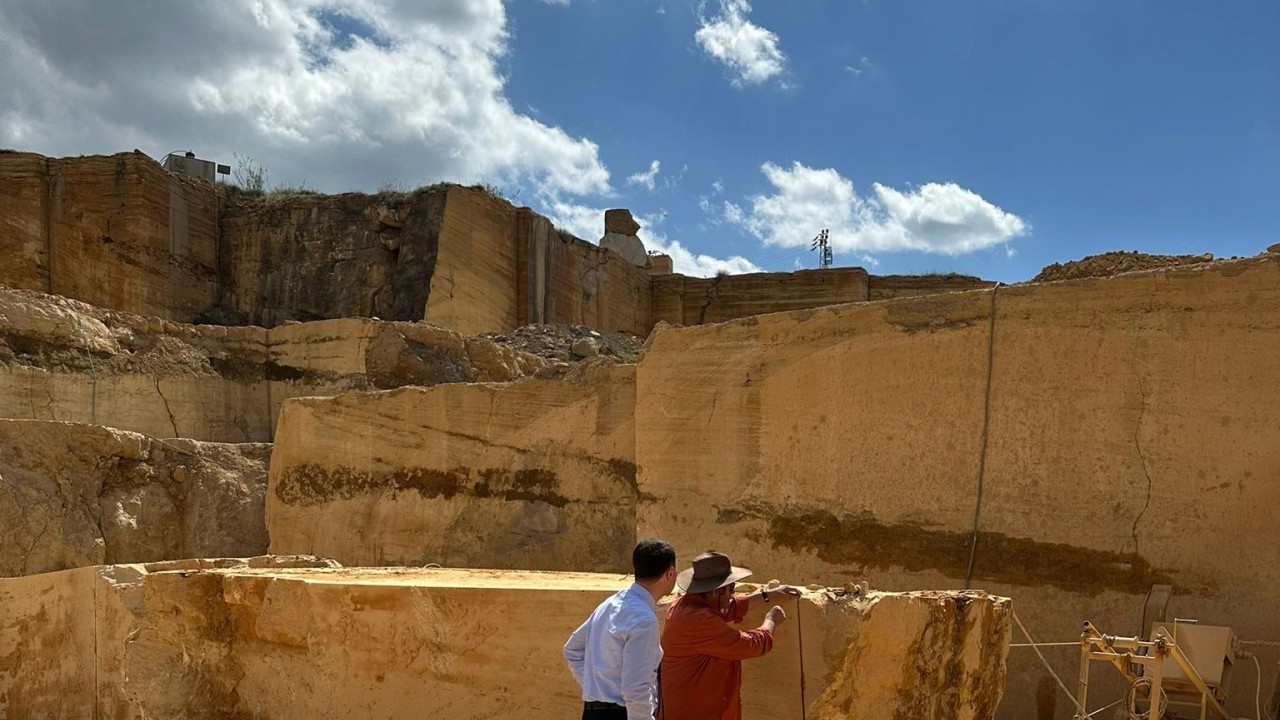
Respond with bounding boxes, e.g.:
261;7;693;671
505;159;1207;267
217;181;453;207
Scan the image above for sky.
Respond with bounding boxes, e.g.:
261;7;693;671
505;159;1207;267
1;1;1276;280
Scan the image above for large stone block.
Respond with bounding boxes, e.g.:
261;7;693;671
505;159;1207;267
599;232;648;266
267;362;637;572
0;563;1010;720
604;208;641;236
636;256;1280;719
0;557;335;719
424;187;520;335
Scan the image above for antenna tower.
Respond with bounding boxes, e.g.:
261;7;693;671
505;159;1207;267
810;229;832;269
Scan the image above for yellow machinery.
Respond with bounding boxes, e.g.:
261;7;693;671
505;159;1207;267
1074;619;1239;720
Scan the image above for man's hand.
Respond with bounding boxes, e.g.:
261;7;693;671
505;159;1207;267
765;605;787;630
753;584;802;609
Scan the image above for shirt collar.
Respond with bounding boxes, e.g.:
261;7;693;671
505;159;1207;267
678;592;711;609
627;582;659;615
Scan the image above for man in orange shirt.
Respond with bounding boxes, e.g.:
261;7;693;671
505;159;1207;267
658;551;800;720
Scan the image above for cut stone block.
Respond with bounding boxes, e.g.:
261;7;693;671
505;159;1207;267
0;562;1010;720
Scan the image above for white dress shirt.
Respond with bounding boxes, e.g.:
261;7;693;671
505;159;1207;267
564;583;662;720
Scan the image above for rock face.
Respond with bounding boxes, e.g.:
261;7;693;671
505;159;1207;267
0;420;269;577
0;284;548;442
0;151;219;322
0;563;1010;720
635;256;1280;720
218;187;449;326
0;557;336;719
267;362;638;572
516;208;654;335
652;268;871;325
808;592;1011;720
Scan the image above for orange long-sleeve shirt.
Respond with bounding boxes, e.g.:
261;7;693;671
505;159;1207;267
658;593;774;720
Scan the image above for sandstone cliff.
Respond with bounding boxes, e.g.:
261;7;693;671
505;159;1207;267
0;420;269;577
267;361;637;572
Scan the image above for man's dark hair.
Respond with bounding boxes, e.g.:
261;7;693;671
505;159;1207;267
633;539;676;581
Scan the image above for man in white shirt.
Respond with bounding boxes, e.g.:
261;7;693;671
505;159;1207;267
564;539;677;720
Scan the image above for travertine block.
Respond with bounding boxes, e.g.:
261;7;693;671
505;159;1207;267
0;563;1010;720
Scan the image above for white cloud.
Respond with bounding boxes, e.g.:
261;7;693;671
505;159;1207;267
626;160;662;192
695;0;787;86
0;0;610;196
543;198;760;277
651;236;761;276
543;196;607;241
538;0;570;4
697;178;724;219
726;161;1029;258
844;57;871;77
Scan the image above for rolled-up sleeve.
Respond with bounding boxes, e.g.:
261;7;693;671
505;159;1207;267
620;614;661;720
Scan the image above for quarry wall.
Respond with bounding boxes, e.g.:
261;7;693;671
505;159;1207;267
207;254;1277;719
267;362;637;573
0;151;219;322
2;152;989;339
218;189;448;326
0;562;1009;720
635;256;1280;719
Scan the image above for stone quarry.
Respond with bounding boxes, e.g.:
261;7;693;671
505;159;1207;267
1;150;1277;719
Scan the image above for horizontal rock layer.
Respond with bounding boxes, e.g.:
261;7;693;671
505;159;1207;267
267;362;637;572
0;284;547;442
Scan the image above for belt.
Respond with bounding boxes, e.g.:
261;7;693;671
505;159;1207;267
584;701;625;710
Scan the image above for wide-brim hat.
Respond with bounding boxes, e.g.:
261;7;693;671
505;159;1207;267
677;551;752;594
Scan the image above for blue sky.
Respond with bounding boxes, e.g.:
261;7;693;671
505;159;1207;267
1;0;1276;280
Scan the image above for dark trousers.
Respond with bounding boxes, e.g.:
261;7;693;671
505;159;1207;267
582;703;627;719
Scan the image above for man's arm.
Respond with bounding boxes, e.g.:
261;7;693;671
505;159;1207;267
619;616;661;720
563;618;590;690
685;607;779;661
